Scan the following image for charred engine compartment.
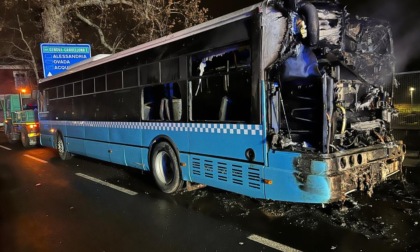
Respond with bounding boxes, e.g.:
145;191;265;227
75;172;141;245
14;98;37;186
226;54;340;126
267;0;399;154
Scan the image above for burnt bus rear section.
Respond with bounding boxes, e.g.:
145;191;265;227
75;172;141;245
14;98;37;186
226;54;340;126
263;0;406;202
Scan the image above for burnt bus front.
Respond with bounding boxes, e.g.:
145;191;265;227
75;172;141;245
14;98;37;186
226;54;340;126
262;0;405;203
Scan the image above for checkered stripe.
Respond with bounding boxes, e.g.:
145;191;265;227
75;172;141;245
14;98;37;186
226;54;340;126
45;121;263;136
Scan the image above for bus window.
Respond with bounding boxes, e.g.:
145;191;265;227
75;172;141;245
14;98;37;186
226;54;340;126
65;84;73;97
140;63;160;85
191;71;252;122
73;95;89;120
107;72;123;90
74;81;82;95
190;45;251;77
83;79;94;94
161;58;179;83
57;86;64;98
108;88;140;121
95;76;106;92
49;98;73;120
48;88;57;100
142;82;182;121
191;76;224;121
89;93;108;121
123;68;138;88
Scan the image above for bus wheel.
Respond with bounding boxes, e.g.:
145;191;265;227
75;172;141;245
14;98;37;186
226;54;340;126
151;142;184;193
21;128;30;148
57;134;72;160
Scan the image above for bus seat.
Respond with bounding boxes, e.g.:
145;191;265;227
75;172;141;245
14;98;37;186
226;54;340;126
219;96;230;121
172;98;182;121
159;98;171;120
143;103;151;120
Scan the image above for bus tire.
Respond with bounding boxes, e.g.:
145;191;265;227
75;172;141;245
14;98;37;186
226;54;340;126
151;142;184;193
57;134;72;160
21;127;30;148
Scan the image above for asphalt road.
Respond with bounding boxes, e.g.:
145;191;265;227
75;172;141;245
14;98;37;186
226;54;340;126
1;132;419;252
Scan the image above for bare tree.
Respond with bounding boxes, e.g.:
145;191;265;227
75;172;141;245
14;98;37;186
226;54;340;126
37;0;208;52
0;1;43;86
0;0;208;82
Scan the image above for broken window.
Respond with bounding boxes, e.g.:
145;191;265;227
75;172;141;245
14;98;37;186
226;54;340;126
190;44;251;77
189;44;252;122
142;82;184;121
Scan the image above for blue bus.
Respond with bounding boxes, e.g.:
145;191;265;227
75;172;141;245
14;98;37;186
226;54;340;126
38;0;406;203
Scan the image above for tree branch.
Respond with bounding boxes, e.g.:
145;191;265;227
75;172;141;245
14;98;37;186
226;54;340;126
75;11;115;53
16;14;40;81
64;0;135;13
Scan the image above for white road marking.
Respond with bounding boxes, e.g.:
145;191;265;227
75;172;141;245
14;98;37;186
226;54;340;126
24;154;48;164
76;173;138;196
0;145;12;151
247;234;302;252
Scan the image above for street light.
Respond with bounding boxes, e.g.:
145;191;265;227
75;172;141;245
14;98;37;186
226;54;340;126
19;88;27;110
410;87;415;108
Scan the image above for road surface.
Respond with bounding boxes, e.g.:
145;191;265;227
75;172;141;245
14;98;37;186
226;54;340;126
1;133;419;251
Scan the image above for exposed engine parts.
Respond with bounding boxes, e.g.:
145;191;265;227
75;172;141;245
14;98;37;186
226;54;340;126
267;0;399;154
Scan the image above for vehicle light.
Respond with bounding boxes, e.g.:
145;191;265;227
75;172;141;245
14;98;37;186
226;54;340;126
29;124;38;129
263;179;273;185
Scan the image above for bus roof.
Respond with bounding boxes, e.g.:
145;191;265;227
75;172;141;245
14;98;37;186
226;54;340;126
39;1;263;84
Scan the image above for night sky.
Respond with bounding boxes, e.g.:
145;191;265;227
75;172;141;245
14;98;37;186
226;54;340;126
202;0;420;72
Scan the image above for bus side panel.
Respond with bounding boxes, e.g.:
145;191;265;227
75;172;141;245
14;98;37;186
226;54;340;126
188;123;264;163
84;139;110;162
82;124;110;161
85;125;110;142
108;143;126;166
66;137;85;155
67;122;85;139
65;122;86;155
189;154;265;199
265;151;331;203
108;126;143;166
123;146;144;170
39;121;54;148
109;127;141;146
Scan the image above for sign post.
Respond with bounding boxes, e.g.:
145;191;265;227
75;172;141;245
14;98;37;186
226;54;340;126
40;43;91;78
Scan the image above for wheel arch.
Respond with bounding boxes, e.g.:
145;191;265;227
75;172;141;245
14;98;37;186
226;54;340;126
148;135;181;168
